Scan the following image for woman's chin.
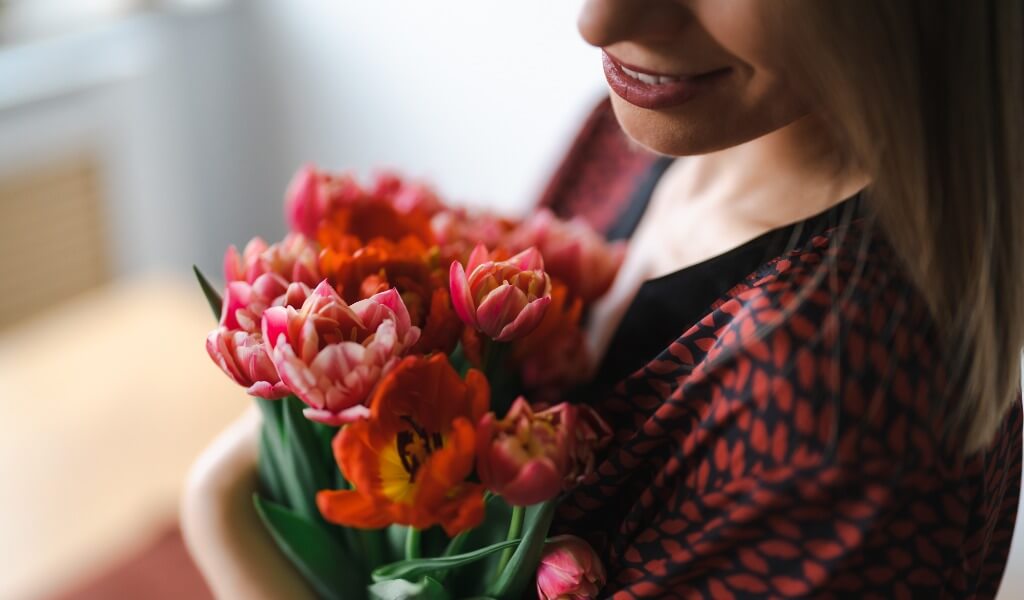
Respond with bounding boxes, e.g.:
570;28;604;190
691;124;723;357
607;93;804;157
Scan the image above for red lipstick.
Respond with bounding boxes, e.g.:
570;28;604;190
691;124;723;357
602;51;730;110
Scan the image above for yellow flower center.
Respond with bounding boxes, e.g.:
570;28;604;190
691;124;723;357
379;417;445;505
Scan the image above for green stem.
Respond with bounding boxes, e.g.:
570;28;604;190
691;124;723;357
405;527;421;560
494;505;525;579
435;529;471;585
442;530;471;558
481;340;509;376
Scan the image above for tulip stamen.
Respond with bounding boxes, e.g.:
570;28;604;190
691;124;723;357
397;416;444;481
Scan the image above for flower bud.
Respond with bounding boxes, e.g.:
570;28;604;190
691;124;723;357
536;535;605;600
449;245;552;342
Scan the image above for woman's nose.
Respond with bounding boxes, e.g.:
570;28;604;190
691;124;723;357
577;0;692;47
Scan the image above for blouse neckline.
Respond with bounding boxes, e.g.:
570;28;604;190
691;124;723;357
591;156;864;388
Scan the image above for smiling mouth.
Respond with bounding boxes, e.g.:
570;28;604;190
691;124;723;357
601;51;731;110
618;65;685;85
605;52;729;84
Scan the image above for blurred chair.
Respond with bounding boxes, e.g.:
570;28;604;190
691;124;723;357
0;156;110;328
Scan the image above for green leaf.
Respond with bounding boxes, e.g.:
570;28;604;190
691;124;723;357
257;425;285;503
281;396;334;520
192;265;222;321
372;538;521;583
253;494;366;600
255;398;286;504
440;495;512;595
448;342;470;377
485;499;558;599
367;577;450;600
255;397;308;518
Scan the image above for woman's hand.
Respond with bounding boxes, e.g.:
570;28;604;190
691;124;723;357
181;406;317;600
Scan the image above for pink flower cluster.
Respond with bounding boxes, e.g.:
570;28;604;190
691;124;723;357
263;283;420;425
206;164;628;434
206;234;319;399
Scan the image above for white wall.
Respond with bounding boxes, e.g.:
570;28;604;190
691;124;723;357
238;0;605;215
0;1;605;281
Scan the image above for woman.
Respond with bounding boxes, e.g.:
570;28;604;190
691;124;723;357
184;1;1023;597
544;1;1022;598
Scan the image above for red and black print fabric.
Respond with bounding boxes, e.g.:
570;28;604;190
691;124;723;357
541;98;1023;598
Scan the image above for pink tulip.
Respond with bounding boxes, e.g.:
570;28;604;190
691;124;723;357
206;328;291;399
513;209;626;303
223;237;269;283
223;233;320;288
536;535;606;600
208;279;310;400
221;261;313;332
430;209;517;262
371;171;444;216
284;165;331;238
262;281;421;425
476;399;611;506
449;245;552;342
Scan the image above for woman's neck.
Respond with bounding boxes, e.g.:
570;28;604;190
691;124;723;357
583;114;867;366
655;113;868;229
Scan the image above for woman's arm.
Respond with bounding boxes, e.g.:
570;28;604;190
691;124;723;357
181;407;317;600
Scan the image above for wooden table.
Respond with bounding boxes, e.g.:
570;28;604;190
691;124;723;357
0;276;248;599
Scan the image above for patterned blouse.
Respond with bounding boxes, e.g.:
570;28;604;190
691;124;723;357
540;98;1023;599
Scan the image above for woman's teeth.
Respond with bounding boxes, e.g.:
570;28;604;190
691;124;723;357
620;66;681;85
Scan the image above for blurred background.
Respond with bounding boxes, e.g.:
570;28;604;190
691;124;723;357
0;0;603;598
2;2;1023;600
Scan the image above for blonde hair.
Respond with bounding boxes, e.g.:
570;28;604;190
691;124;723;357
775;0;1024;452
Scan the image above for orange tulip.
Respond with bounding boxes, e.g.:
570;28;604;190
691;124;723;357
316;184;435;250
317;354;489;536
320;237;462;355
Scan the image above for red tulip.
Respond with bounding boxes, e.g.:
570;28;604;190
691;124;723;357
476;399;611;506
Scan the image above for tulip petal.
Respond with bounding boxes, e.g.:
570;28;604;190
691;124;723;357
497;458;563;506
494;294;551;342
449;260;478;329
285;165;325;238
247;381;289;399
507;246;545;271
271;340;325;408
316;489;392;530
261;306;291;352
476;284;527;339
223;244;243;282
303;404;370;425
465;243;490;274
363;288;412;333
311;279;340;300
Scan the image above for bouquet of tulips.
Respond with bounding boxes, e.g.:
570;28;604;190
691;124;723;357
197;165;626;599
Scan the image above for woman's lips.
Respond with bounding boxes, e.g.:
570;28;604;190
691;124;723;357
602;51;730;110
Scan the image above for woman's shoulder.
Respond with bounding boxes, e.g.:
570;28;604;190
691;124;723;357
606;217;950;460
644;217;955;459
